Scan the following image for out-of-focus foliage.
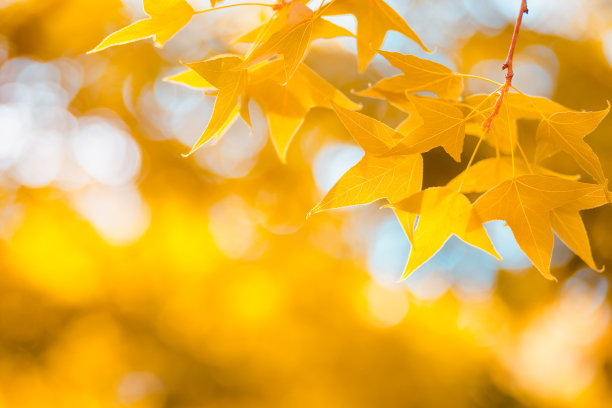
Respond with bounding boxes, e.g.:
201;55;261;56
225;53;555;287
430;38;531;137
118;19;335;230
1;0;612;407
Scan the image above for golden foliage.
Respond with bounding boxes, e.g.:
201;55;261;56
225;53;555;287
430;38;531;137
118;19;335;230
87;0;612;280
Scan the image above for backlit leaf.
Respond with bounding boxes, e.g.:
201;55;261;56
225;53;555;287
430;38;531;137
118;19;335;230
235;0;311;46
184;56;248;155
366;51;462;100
473;175;607;279
463;93;517;155
384;96;466;161
89;0;194;52
447;157;580;194
175;57;358;159
249;60;360;161
241;3;353;83
392;187;499;278
166;69;214;89
536;104;610;184
322;0;429;71
310;154;422;215
331;103;404;155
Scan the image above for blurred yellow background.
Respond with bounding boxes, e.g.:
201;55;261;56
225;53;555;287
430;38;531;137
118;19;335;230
0;0;612;407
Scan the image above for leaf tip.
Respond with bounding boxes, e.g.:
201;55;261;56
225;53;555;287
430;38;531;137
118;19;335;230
181;148;197;158
306;207;321;219
542;271;558;282
87;41;109;54
399;268;413;281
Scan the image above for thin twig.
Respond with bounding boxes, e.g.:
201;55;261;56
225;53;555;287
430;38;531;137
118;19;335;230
194;3;275;15
482;0;528;132
455;86;505;192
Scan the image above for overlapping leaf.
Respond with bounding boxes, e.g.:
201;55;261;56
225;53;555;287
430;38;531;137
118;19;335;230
464;93;573;154
88;0;612;282
464;93;516;154
166;69;214;89
331;103;405;155
171;58;358;159
536;104;610;184
235;0;311;46
333;95;466;161
448;158;606;271
384;96;466;161
310;154;422;240
89;0;194;52
473;175;608;279
240;3;353;83
364;51;463;100
504;93;570;119
354;87;423;134
392;187;499;278
182;56;249;155
446;157;579;194
551;203;603;272
248;60;360;161
321;0;428;71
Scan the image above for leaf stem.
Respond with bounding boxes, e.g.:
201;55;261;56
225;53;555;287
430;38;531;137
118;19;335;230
463;85;504;123
455;74;503;88
482;0;528;133
315;0;335;17
194;3;276;15
456;85;504;193
516;141;534;174
457;137;484;192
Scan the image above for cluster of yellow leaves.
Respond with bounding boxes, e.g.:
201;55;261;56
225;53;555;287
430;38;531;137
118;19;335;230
90;0;610;280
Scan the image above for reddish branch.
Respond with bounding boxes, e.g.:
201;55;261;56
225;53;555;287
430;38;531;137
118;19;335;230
483;0;528;131
273;0;293;10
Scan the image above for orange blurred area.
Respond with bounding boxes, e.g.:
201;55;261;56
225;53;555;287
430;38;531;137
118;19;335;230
1;0;612;407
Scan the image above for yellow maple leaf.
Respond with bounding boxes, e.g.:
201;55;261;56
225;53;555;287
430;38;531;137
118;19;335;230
250;61;359;161
464;94;515;154
365;51;462;100
473;175;608;279
446;157;580;194
449;159;607;272
392;208;417;244
89;0;194;53
391;187;500;279
234;0;311;46
309;154;422;239
241;3;353;83
354;87;423;134
183;55;248;155
165;69;214;89
551;204;603;272
504;93;570;119
384;96;466;161
536;104;610;184
550;185;610;272
331;103;405;156
464;93;573;155
171;58;358;160
321;0;428;71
